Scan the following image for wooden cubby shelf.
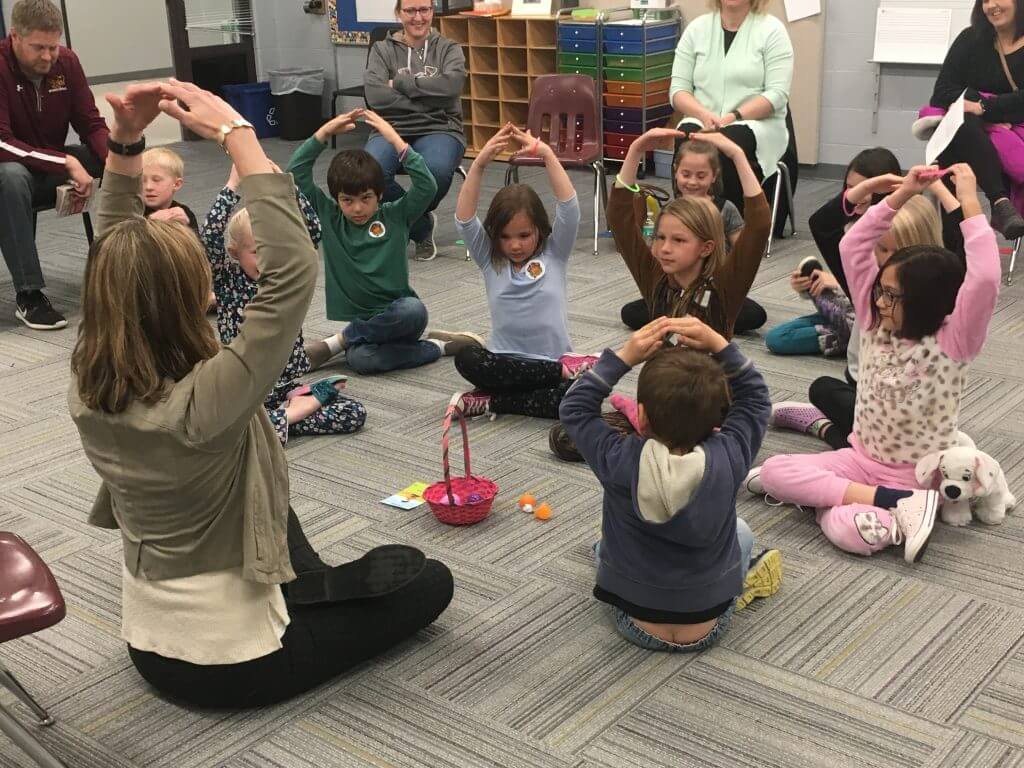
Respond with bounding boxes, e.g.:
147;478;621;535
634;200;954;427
441;15;559;158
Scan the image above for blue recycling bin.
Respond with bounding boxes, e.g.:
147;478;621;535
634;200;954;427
223;82;279;139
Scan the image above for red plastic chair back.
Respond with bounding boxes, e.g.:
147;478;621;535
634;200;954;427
0;532;65;643
524;74;602;165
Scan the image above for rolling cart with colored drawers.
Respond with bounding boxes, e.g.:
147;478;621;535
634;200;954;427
600;10;681;173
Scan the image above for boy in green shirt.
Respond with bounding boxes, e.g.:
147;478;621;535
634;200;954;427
287;109;481;375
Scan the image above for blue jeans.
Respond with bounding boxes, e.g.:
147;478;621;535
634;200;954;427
364;133;465;243
765;313;826;356
342;296;441;375
594;518;754;653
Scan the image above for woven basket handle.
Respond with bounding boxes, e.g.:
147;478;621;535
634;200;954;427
440;393;473;504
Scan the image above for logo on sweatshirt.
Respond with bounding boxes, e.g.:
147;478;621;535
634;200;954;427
524;259;545;280
47;75;67;93
368;220;386;238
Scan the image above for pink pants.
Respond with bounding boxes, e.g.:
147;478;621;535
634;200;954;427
760;447;921;556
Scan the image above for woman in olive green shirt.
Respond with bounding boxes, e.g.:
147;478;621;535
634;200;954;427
69;80;453;708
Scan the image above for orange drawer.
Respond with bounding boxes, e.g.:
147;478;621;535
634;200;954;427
604;145;630;160
603;77;670;96
603;91;670;109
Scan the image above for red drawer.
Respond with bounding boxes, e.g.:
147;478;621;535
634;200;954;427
604;132;640;148
602;90;670;109
603;78;670;96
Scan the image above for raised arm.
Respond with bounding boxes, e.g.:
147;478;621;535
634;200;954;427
456;125;511;223
199;184;241;270
285;109;364;218
936;164;1001;361
155;81;319;443
361;111;435;226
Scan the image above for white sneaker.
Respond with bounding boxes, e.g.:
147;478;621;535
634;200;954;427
890;490;939;564
744;466;764;495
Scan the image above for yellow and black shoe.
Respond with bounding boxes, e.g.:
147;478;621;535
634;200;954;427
735;549;782;610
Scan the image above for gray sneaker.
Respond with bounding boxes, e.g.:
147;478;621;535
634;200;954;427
413;212;439;261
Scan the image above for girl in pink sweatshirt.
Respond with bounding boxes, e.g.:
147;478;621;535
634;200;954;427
751;164;1001;564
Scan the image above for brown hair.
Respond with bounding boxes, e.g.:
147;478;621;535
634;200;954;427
656;195;726;299
637;347;730;452
72;220;219;414
327;149;385;201
671;138;723;198
11;0;62;35
710;0;770;12
482;184;551;270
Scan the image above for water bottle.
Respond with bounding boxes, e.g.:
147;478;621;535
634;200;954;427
642;211;655;241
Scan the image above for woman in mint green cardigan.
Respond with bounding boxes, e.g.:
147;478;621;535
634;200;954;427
671;0;793;212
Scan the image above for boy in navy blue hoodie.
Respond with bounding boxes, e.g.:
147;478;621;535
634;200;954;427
559;316;782;652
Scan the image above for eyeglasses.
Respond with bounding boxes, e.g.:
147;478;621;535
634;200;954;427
872;283;905;307
400;5;433;16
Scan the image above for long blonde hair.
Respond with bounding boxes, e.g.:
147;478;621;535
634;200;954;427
657;195;727;286
72;220;218;414
891;195;943;249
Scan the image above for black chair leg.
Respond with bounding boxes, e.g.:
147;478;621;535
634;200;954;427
83;212;94;245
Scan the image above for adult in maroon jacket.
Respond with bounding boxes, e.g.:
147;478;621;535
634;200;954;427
0;0;108;330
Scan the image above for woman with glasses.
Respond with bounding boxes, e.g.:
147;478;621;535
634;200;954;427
363;0;467;260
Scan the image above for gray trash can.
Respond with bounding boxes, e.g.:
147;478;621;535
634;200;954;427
269;67;325;141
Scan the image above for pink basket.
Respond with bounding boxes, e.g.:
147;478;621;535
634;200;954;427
424;397;498;526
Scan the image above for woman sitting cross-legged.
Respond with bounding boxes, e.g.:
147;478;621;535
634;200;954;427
69;80;453;709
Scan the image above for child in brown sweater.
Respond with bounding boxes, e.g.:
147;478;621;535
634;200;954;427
549;128;771;460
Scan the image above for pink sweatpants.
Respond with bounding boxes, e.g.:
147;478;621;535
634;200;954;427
760;447;921;556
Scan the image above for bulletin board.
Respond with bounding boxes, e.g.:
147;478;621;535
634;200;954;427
329;0;395;44
673;0;825;164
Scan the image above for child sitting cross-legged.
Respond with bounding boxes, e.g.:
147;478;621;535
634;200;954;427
200;164;367;445
749;164;1001;563
452;123;592;419
141;147;199;232
559;316;782;652
287;109;482;375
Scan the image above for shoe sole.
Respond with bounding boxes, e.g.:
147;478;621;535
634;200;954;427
904;491;939;564
735;549;782;610
429;331;486;350
14;309;67;330
769;400;821;431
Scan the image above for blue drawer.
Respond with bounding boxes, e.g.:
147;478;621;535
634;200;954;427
602;21;677;43
602;36;677;56
603;103;674;123
558;23;598;41
559;38;599;53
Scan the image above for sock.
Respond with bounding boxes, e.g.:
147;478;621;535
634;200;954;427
874;486;913;511
610;394;642;433
427;338;446;353
325;333;344;356
808;418;833;440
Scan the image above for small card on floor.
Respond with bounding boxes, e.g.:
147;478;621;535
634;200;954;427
381;482;429;509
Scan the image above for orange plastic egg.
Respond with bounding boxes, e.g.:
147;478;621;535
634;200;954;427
518;494;536;509
534;503;552;521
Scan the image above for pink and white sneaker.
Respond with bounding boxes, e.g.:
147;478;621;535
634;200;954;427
560;353;599;379
457;390;492;418
770;401;829;436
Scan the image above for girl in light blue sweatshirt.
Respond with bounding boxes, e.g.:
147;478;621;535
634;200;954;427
452;124;587;419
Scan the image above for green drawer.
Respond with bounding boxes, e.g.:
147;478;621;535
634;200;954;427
603;62;672;82
602;50;674;69
559;52;597;68
559;64;597;78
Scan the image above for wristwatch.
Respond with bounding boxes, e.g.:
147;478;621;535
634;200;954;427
217;118;255;152
106;135;146;156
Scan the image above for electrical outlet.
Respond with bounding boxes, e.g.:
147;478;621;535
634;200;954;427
303;0;325;14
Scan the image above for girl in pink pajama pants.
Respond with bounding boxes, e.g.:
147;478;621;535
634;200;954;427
760;165;1001;561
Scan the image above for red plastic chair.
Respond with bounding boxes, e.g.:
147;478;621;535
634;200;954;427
0;532;69;768
504;74;608;254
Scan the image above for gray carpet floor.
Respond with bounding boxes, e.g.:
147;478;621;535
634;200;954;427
2;132;1024;767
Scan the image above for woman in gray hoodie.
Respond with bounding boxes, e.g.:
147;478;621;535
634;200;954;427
363;0;467;260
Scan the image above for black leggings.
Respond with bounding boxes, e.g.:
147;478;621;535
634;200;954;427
676;124;764;213
938;113;1008;202
809;370;857;451
127;511;454;709
619;296;767;334
454;346;569;419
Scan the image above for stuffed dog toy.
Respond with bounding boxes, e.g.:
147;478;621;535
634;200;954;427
915;447;1016;526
